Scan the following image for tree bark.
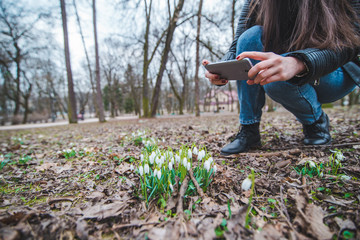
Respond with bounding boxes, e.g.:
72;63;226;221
150;0;185;117
92;0;106;122
194;0;203;117
60;0;77;123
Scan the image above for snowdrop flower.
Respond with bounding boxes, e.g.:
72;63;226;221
140;154;144;162
308;160;316;169
336;152;345;161
340;175;351;181
168;162;173;171
66;149;71;153
193;147;198;155
169;152;173;158
155;156;160;165
241;177;252;191
144;164;150;174
162;138;165;142
130;164;134;171
204;160;211;172
187;161;191;170
171;157;175;165
169;183;174;191
175;154;180;163
213;164;217;174
149;152;156;164
138;166;144;176
183;157;188;167
156;169;161;179
208;157;213;164
188;149;192;159
56;151;62;154
198;150;206;161
160;156;165;165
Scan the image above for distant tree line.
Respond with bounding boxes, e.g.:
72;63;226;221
0;0;358;125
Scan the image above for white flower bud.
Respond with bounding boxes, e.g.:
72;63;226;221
198;150;205;161
138;166;144;176
241;177;252;191
188;149;192;159
208;157;213;164
156;169;161;179
183;157;187;167
140;154;144;162
144;164;150;174
168;162;173;171
193;147;198;155
308;160;316;169
187;161;191;170
204;160;210;172
213;164;217;173
130;165;134;171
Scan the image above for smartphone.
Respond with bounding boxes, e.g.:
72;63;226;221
204;58;253;80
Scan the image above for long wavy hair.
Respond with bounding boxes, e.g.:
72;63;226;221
248;0;360;53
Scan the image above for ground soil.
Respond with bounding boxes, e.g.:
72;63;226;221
0;106;359;240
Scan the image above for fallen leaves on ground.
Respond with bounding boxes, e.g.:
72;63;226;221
0;106;359;239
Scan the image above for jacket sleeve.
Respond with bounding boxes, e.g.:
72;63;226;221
286;47;359;85
286;0;360;85
222;0;255;61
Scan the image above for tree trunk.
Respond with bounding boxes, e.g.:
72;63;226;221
150;0;185;117
60;0;77;123
194;0;203;117
73;0;98;116
93;0;105;122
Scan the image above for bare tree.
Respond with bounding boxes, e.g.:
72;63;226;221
194;0;203;117
141;0;167;118
150;0;186;117
73;0;98;117
92;0;106;122
60;0;77;123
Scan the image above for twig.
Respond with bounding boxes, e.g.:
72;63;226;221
112;221;159;230
48;197;74;205
279;186;290;221
188;169;205;199
176;176;189;216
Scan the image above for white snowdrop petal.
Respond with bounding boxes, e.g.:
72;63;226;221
241;178;252;191
139;166;144;176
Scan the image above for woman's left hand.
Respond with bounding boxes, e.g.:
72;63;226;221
236;52;306;85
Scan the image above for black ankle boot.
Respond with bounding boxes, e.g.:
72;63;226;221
220;123;261;156
303;112;331;145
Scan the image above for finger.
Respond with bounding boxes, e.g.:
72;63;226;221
246;79;256;85
260;74;283;85
237;52;274;61
202;59;210;66
252;66;280;84
248;59;276;79
212;79;228;85
205;71;220;80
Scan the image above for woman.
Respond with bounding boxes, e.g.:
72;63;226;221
203;0;360;156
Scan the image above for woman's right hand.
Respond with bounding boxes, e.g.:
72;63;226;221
202;59;229;86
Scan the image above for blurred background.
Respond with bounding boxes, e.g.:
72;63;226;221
0;0;358;126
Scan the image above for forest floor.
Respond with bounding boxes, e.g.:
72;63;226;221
0;106;359;240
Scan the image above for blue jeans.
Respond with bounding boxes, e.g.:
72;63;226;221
236;25;357;125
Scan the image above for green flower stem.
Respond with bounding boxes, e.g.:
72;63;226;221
245;168;255;229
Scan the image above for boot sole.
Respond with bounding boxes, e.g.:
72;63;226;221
220;141;261;156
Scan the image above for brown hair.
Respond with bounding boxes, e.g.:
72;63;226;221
248;0;360;53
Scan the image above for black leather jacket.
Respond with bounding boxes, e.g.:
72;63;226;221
222;0;360;87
